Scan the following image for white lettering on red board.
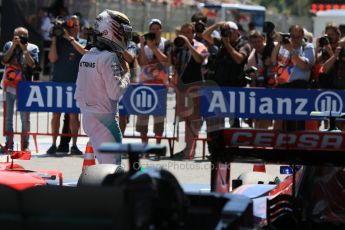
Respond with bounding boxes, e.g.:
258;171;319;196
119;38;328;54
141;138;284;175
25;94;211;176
226;130;344;150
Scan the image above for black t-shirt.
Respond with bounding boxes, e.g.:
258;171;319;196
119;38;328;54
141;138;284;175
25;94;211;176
329;60;345;89
174;40;206;88
181;56;202;85
211;37;250;87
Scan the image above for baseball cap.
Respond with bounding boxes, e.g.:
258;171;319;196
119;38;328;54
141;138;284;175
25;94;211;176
149;18;162;28
227;21;238;30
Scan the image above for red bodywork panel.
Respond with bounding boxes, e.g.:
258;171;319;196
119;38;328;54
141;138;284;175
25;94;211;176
0;171;46;190
0;160;63;190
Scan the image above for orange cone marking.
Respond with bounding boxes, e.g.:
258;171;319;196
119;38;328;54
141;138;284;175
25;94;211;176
82;142;96;172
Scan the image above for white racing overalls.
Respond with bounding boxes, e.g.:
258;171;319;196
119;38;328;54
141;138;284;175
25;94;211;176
75;47;129;164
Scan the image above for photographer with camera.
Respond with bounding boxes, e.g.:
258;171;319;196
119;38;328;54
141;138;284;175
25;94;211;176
202;21;251;130
245;30;275;129
322;42;345;89
190;12;214;44
46;15;87;155
271;25;315;88
322;40;345;131
315;23;342;88
1;27;39;152
271;25;315;131
171;23;208;159
137;18;171;144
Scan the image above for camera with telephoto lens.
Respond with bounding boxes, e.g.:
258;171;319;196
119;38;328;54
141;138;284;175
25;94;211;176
173;36;185;49
319;35;330;47
220;27;231;37
144;32;156;41
51;16;76;38
195;20;206;33
51;17;66;37
19;36;28;44
280;33;290;44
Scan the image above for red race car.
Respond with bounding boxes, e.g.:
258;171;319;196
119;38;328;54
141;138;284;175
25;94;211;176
0;146;63;190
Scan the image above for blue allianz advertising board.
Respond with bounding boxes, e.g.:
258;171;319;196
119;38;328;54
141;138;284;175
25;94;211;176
17;82;167;116
18;82;80;113
200;87;345;120
119;84;167;116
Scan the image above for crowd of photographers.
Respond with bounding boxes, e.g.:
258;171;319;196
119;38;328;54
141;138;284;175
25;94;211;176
2;9;345;158
135;14;345;158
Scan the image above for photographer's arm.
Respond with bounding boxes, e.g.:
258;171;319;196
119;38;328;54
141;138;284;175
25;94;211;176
182;36;203;63
123;50;135;64
151;45;168;63
202;22;222;45
3;38;18;63
48;37;58;63
69;38;87;55
290;45;315;70
270;43;281;65
322;47;339;73
138;36;148;67
62;29;87;54
223;39;247;64
19;43;35;67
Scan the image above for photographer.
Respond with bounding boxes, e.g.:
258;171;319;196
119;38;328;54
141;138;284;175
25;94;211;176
271;25;315;88
171;23;208;159
202;21;251;129
46;15;87;155
271;25;315;131
190;12;218;81
246;30;275;88
322;44;345;89
1;27;39;152
137;18;171;144
315;23;342;88
322;42;345;130
245;30;275;129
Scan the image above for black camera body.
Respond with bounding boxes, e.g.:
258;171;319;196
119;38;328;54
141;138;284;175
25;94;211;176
195;21;205;33
144;32;156;41
173;37;185;49
263;21;275;35
243;66;258;84
51;18;66;37
280;33;290;44
19;36;28;45
319;35;330;47
51;16;77;38
220;27;231;37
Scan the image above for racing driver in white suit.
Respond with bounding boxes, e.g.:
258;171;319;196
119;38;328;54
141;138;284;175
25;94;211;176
75;10;132;164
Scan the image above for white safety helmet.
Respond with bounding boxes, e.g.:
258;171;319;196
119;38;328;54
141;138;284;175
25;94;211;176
94;9;132;52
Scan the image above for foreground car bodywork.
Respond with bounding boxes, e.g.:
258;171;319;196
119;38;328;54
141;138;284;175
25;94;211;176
0;150;63;190
208;128;345;228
